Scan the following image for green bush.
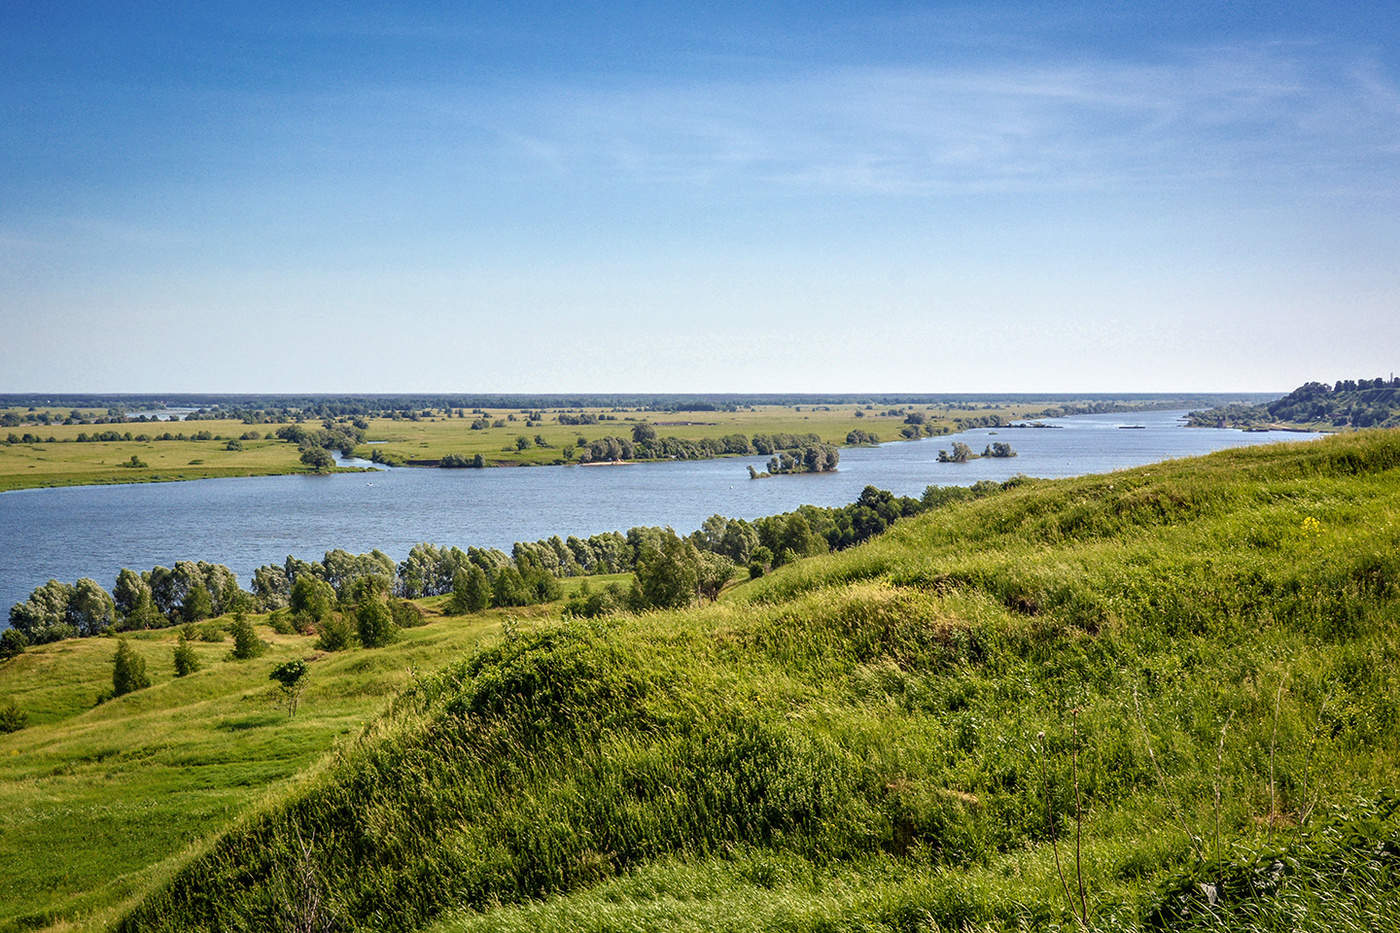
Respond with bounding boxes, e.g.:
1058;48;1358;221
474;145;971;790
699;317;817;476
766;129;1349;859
112;638;150;696
389;598;426;628
194;621;226;643
229;613;265;660
172;635;200;677
448;565;490;614
355;595;397;649
0;698;26;733
269;659;310;717
315;614;356;652
266;609;297;635
0;628;27;661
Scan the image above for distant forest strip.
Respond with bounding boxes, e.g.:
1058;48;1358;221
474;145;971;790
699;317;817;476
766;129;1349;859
0;391;1256;418
1188;377;1400;430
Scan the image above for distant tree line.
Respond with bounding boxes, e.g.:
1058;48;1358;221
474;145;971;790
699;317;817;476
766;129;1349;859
3;429;248;445
2;391;1238;423
3;476;1035;658
570;428;829;464
7;560;251;645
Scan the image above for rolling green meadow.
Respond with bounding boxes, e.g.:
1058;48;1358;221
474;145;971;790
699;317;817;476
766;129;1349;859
3;431;1399;931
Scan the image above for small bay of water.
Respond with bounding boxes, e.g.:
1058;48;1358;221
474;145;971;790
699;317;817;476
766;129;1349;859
0;410;1320;616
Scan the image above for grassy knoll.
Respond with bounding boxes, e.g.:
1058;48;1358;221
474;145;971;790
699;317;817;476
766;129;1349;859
40;429;1389;932
0;603;570;932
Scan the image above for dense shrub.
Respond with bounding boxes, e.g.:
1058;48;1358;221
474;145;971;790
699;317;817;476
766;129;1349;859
112;639;150;696
0;699;26;733
354;595;397;648
315;615;356;652
172;634;200;677
229;613;265;660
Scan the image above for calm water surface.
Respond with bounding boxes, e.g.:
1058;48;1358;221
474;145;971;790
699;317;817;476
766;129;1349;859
0;410;1320;615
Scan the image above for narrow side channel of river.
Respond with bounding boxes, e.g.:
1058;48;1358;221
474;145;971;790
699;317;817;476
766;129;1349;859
0;410;1321;616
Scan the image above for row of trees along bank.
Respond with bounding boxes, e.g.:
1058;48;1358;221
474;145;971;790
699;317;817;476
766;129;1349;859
2;478;1033;661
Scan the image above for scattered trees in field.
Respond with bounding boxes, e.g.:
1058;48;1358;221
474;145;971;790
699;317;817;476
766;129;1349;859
299;447;335;472
6;469;1034;673
845;429;879;445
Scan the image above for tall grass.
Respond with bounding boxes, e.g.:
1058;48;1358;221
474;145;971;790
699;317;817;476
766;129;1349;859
23;431;1400;932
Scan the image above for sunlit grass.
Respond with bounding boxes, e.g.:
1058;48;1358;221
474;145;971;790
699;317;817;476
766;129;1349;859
77;430;1400;933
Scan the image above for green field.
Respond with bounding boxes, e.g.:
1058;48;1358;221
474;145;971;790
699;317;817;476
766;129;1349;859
1;400;1119;491
350;403;1042;466
4;431;1398;931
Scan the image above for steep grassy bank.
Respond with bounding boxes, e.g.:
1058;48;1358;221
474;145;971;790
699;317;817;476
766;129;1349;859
105;430;1400;932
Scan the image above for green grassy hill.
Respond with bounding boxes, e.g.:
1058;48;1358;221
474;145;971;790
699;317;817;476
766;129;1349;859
4;431;1400;932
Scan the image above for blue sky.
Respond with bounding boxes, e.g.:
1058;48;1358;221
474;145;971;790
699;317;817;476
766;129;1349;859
2;2;1397;392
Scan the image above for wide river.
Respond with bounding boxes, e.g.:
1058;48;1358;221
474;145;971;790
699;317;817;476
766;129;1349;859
0;410;1320;617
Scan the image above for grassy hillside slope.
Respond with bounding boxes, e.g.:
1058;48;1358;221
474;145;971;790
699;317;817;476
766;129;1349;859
101;431;1400;932
0;604;543;931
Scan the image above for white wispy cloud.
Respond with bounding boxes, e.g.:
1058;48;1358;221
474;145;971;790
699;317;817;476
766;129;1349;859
468;41;1400;198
